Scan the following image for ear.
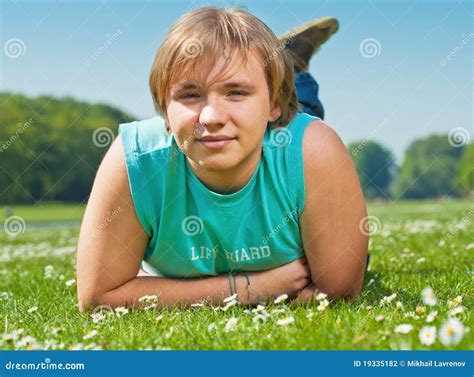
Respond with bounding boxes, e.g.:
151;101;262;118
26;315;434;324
269;102;282;122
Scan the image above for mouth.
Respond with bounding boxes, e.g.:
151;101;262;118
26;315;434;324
198;138;235;149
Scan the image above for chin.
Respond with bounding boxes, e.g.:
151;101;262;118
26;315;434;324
191;152;242;172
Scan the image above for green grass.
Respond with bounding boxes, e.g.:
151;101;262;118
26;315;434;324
0;200;472;350
1;203;85;223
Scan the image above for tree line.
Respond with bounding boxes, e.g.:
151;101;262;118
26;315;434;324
0;93;472;204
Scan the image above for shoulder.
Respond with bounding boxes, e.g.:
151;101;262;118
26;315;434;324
302;119;350;169
119;116;172;154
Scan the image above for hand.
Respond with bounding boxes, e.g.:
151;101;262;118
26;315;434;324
240;257;311;305
293;282;317;304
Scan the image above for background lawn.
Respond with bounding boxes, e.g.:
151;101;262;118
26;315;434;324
0;200;472;350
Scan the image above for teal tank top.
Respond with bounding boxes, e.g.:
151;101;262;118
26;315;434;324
119;112;319;278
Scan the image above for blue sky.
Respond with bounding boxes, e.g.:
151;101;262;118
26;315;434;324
1;0;472;163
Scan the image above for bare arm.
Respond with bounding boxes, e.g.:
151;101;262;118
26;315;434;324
76;135;236;311
77;135;311;312
298;120;369;302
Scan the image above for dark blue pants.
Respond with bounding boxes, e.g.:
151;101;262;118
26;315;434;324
295;72;325;120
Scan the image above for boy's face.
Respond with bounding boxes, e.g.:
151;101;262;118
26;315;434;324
166;49;281;172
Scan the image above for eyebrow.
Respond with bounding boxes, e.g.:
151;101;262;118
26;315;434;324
172;80;256;92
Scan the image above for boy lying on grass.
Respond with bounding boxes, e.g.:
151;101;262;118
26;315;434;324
77;6;368;312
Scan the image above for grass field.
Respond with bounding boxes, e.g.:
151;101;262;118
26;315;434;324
0;200;472;350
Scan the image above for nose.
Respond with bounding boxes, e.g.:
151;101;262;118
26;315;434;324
198;96;228;130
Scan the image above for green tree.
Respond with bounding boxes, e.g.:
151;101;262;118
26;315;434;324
347;140;396;200
394;135;465;199
455;143;474;196
0;92;135;204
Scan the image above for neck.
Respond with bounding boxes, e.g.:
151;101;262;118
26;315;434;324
187;148;262;194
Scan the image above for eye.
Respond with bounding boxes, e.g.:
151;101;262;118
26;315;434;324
179;92;201;100
228;90;247;97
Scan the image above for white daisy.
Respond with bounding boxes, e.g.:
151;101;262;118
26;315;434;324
448;306;464;317
315;292;328;301
252;305;266;314
416;257;426;264
317;299;329;311
222;299;238;311
426;311;438;323
421;287;437;306
207;323;217;332
91;312;106;324
380;293;397;305
252;314;267;323
65;279;76;287
375;315;385;322
419;326;436;346
274;294;288;304
276;316;294;326
447;295;463;309
114;306;129;317
155;314;163;322
394;324;413;334
27;306;38;313
224;317;238;332
440;318;464;345
306;311;314;319
396;301;405;311
138;294;158;304
83;330;97;340
223;293;238;303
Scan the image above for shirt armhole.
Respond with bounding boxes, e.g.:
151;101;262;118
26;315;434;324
119;122;154;237
287;113;320;220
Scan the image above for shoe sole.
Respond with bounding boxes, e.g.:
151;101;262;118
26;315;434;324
278;16;339;45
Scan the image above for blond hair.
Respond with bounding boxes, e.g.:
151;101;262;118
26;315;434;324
149;6;297;131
